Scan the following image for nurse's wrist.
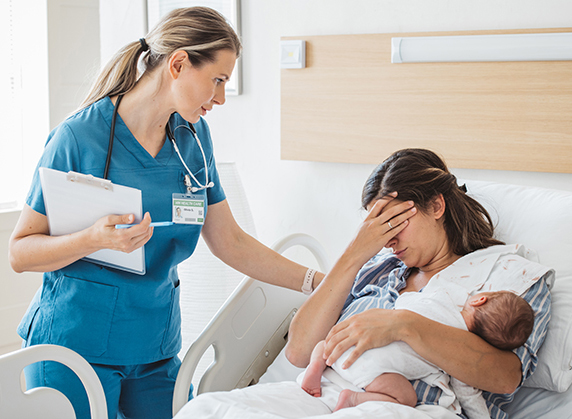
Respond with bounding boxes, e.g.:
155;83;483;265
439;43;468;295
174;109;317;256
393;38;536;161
301;268;317;295
313;271;325;288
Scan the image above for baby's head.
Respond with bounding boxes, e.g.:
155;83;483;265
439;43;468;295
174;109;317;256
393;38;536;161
462;291;535;351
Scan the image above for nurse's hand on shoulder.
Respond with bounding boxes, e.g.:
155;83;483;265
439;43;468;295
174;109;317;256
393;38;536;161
92;212;154;253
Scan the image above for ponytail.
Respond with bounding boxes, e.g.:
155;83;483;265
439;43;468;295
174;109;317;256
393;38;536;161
443;181;504;255
78;41;144;111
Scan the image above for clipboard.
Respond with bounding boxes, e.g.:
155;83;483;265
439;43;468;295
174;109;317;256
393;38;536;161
39;167;146;275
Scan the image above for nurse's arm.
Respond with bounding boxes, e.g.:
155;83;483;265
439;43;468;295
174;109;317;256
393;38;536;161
200;199;324;291
9;204;153;273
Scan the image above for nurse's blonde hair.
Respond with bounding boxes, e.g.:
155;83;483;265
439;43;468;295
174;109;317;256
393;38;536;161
78;7;241;111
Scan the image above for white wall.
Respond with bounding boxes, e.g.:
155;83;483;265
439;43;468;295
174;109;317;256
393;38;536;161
97;0;572;264
203;0;572;263
0;0;48;355
48;0;100;129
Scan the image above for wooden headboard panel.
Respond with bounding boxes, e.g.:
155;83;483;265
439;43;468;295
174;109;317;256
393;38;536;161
280;28;572;173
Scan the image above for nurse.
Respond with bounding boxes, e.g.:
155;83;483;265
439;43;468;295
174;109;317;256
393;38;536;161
8;7;330;419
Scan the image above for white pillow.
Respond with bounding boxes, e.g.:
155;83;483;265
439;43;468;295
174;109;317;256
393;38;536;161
465;180;572;392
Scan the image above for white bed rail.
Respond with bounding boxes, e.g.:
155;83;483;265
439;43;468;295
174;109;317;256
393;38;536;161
0;344;107;419
173;233;330;415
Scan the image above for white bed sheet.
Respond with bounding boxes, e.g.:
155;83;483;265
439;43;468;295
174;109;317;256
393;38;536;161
176;379;460;419
504;384;572;418
255;348;572;419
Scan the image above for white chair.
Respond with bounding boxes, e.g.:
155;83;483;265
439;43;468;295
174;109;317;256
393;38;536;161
0;344;107;419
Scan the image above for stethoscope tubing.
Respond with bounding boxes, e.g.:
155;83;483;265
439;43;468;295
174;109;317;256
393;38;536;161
105;94;212;193
166;121;212;193
104;94;124;180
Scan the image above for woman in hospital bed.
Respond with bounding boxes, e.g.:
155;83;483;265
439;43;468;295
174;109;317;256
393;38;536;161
180;148;553;419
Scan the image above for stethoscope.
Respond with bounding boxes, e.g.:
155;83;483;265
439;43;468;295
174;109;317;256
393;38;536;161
105;94;214;193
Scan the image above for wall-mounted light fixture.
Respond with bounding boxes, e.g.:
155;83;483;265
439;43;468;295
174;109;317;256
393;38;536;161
391;32;572;63
280;40;306;69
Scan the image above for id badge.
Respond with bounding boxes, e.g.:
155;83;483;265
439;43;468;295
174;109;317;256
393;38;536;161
172;193;205;225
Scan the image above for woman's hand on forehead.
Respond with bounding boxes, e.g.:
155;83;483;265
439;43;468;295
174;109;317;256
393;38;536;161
366;191;398;212
345;196;416;266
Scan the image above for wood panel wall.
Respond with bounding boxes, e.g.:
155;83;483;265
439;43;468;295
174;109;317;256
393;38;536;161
280;28;572;173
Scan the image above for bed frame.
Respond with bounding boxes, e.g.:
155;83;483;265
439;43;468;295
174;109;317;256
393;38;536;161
172;233;331;414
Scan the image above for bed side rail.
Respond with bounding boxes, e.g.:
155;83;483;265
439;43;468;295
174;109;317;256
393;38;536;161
173;233;330;415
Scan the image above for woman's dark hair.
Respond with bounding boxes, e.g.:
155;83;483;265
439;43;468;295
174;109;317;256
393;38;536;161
361;148;504;255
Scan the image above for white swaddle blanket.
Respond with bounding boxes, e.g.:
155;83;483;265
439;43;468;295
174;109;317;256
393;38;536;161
328;244;554;419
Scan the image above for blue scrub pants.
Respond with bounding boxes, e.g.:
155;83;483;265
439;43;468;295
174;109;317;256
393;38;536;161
24;354;190;419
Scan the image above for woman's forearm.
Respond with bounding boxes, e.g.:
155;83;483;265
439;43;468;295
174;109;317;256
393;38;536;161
10;205;100;272
286;253;364;367
209;228;316;291
398;310;522;394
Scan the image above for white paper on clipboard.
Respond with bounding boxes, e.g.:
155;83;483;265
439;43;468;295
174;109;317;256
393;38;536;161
39;167;146;275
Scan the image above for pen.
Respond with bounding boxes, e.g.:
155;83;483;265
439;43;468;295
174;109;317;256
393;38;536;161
115;221;174;229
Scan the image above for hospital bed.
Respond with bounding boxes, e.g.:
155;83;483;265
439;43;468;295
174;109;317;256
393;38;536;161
173;179;572;418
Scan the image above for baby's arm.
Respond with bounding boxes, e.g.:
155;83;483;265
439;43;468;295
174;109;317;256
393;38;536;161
301;340;328;397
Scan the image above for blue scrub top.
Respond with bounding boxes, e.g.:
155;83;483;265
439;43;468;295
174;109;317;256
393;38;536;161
18;97;226;365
